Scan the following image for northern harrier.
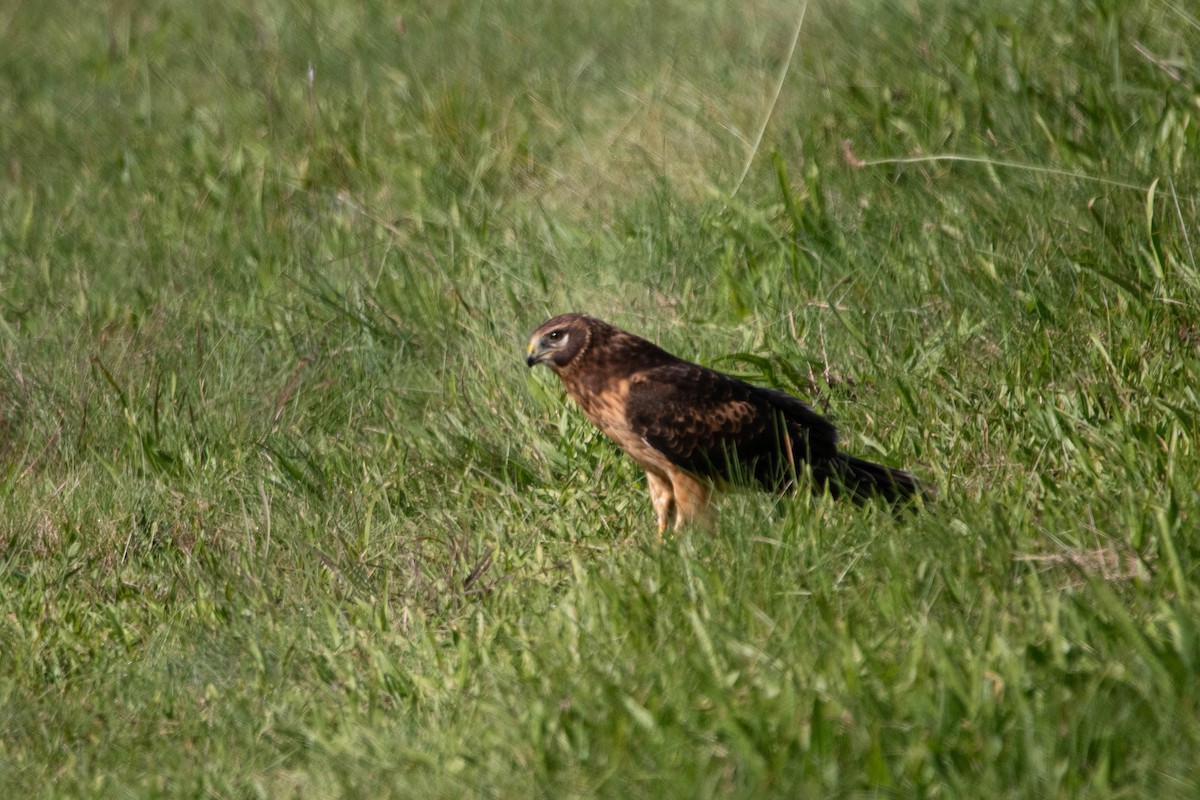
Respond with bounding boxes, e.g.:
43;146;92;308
526;313;924;534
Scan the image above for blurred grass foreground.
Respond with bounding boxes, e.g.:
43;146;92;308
2;0;1199;796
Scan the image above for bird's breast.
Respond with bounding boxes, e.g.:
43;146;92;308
563;374;676;477
567;374;631;436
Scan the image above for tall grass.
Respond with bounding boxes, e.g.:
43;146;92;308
2;0;1198;796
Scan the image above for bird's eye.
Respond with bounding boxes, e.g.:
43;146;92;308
547;330;564;342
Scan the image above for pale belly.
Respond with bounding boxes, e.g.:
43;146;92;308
572;377;676;479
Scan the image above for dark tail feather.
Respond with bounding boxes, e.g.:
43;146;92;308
817;453;925;505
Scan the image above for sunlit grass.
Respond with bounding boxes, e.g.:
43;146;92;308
2;0;1198;796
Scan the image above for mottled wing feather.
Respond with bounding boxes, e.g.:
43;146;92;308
753;387;840;450
624;363;838;486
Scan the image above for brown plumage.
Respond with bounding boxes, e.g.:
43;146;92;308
526;313;923;534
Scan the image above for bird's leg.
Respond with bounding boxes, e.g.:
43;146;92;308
670;471;712;531
646;471;675;542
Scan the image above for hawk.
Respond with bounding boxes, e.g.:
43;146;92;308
525;313;923;534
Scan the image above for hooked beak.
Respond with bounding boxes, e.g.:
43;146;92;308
525;342;543;368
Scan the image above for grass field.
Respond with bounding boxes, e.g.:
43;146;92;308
2;0;1199;796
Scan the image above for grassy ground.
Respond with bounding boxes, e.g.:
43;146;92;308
2;0;1199;796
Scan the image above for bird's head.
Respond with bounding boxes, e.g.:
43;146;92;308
526;313;594;371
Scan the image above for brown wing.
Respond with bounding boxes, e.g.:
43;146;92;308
624;363;839;489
